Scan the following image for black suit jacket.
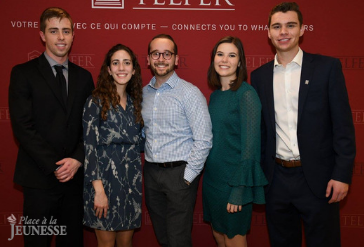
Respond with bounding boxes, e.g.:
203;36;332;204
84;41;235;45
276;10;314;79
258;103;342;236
9;53;94;189
251;51;356;198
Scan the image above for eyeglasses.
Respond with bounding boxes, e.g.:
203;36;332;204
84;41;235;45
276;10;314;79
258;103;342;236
149;51;174;60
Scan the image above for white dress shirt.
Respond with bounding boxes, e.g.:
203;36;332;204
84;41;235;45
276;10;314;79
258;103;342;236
273;48;303;161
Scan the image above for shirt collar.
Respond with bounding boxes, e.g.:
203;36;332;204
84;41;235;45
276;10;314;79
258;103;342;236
44;51;69;70
148;71;179;89
274;48;303;67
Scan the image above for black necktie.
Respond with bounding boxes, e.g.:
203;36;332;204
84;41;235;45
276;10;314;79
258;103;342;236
54;65;67;106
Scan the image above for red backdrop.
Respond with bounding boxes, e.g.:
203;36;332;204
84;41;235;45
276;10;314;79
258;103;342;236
1;0;363;246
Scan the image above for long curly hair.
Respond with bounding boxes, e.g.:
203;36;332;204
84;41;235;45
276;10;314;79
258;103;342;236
92;44;143;125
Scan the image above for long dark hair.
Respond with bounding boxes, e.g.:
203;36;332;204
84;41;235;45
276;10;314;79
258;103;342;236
207;36;247;91
92;44;143;125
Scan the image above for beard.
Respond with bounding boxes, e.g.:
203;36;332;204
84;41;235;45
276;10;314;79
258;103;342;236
151;62;175;77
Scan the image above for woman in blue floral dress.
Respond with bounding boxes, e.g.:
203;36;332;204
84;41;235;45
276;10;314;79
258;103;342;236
82;44;143;246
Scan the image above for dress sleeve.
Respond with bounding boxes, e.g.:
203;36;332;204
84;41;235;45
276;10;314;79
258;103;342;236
82;97;102;184
139;128;145;153
228;85;268;206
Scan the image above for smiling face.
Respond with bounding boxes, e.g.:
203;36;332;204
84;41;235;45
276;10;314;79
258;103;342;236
268;10;304;56
39;17;74;64
147;38;179;82
214;42;240;82
108;49;135;87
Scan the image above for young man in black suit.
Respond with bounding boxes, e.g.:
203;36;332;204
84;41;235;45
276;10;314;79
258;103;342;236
8;7;94;247
251;2;355;247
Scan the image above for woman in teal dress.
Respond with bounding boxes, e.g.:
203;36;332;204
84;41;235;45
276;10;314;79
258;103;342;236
203;36;268;247
83;44;143;247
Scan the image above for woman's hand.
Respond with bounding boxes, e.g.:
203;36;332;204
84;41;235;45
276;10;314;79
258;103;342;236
227;203;242;213
94;191;109;218
92;180;109;219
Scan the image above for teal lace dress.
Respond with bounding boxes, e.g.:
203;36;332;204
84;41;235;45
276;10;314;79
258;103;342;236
203;82;268;238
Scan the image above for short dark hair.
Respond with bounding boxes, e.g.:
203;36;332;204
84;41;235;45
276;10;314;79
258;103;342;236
148;34;178;55
268;2;303;27
40;7;73;33
207;36;247;91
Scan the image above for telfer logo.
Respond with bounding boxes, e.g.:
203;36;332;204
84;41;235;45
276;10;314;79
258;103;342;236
337;56;364;70
246;55;274;70
92;0;235;10
353;162;363;175
28;50;42;61
140;55;188;69
28;50;95;69
341;214;364;228
92;0;124;9
251;212;266;226
0;107;10;121
352;110;364;124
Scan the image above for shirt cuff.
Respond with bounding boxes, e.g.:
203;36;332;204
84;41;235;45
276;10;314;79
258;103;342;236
183;166;199;183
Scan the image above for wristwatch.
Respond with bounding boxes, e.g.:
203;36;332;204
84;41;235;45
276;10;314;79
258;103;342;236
184;179;191;186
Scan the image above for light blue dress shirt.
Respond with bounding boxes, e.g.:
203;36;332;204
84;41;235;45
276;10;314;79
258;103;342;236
142;72;213;182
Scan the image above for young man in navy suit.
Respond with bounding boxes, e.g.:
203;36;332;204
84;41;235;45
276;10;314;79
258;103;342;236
9;7;94;247
251;2;355;247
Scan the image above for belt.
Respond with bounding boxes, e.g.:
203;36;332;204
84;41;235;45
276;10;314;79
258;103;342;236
146;160;187;168
275;158;301;168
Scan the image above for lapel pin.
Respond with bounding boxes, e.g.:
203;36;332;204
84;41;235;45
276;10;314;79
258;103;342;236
305;80;309;85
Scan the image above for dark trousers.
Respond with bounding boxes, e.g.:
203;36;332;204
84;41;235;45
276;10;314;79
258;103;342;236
22;184;83;247
266;164;341;247
144;161;199;247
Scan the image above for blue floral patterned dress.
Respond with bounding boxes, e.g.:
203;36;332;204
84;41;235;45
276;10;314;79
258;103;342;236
82;95;143;231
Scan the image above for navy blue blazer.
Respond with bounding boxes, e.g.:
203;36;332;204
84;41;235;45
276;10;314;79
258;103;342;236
251;51;356;198
9;53;94;189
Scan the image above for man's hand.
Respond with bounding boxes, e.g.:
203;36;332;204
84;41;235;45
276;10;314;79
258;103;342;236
54;158;81;182
326;179;349;204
